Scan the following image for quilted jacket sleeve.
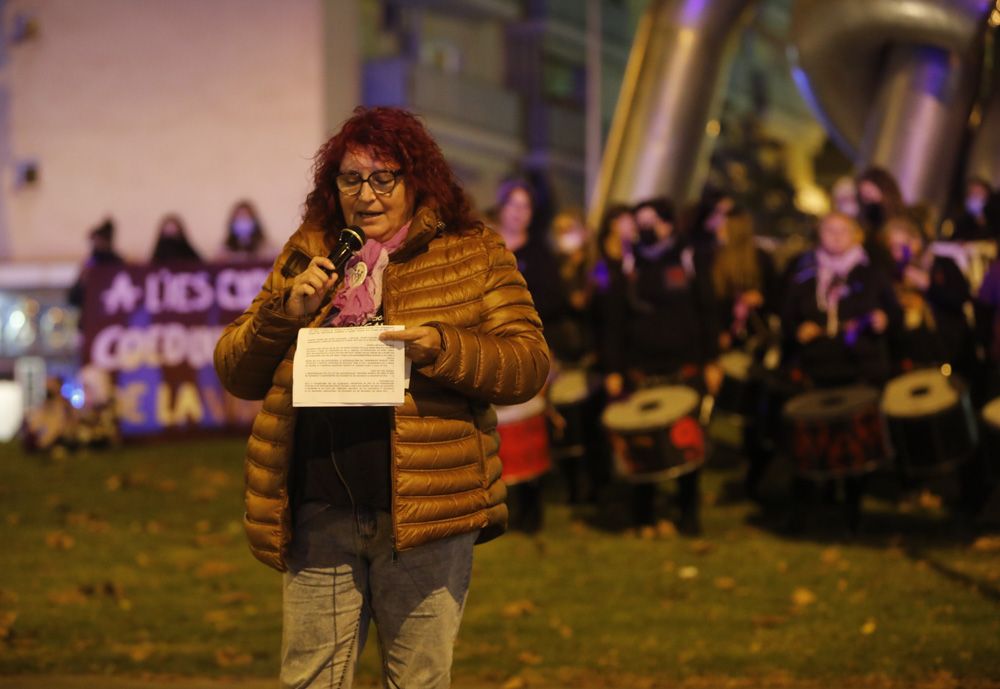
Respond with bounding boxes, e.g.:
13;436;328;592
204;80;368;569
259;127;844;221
214;248;311;400
419;230;550;405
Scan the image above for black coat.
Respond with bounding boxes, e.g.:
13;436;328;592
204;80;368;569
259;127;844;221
781;251;902;386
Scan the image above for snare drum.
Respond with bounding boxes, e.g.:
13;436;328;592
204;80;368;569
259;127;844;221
602;385;706;483
708;351;755;447
783;386;886;479
881;369;977;477
496;395;552;485
548;368;591;461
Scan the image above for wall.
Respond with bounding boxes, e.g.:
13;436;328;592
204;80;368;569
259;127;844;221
0;0;359;266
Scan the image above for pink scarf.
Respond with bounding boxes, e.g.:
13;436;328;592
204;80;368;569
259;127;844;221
327;222;410;327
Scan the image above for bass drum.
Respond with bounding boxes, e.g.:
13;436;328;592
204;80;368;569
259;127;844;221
707;350;756;448
548;368;592;461
783;385;886;479
602;385;705;483
881;369;977;477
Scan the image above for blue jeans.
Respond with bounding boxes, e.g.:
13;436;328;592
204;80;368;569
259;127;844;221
281;503;477;689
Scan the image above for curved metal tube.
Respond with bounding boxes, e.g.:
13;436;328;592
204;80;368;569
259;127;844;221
966;75;1000;186
789;0;991;209
590;0;756;227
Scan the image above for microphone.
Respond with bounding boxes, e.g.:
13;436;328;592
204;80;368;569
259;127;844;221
326;225;366;276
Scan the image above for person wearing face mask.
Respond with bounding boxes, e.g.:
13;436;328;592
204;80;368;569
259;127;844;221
855;167;904;277
214;106;548;689
215;200;278;263
951;177;994;241
883;214;975;376
604;196;716;535
67;218;125;314
150;214;203;264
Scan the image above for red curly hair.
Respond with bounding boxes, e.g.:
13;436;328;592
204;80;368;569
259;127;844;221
303;106;481;237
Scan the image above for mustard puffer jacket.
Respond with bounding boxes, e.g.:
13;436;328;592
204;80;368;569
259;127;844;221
214;207;550;571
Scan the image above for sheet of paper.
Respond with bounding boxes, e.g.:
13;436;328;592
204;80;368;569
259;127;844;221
293;325;406;407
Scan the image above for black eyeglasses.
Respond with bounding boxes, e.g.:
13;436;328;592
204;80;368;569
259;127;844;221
335;169;402;196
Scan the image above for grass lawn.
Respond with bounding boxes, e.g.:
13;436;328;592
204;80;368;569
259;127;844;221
0;437;998;688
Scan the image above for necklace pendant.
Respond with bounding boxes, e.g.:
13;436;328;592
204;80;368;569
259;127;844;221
349;261;368;288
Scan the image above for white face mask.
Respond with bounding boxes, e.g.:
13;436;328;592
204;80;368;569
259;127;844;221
231;217;256;239
966;197;985;217
557;231;585;254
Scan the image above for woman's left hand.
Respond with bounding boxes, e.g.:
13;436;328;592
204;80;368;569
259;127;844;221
379;326;442;366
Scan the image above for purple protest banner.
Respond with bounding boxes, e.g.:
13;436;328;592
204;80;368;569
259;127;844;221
81;261;271;436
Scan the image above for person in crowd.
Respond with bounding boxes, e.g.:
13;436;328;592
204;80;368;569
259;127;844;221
855;167;904;275
493;178;562;530
583;204;638;502
710;206;779;352
150;214;202;264
215;200;279;263
67;218;124;313
951;177;994;241
688;189;735;252
214;106;549;689
883;213;975;376
708;206;780;499
22;376;74;458
591;204;636;377
973;192;1000;404
782;212;901;387
831;176;860;218
603;196;715;535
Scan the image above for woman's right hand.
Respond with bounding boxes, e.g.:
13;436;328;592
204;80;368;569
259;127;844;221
286;256;338;318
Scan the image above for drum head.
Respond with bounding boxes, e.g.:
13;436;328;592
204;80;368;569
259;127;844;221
881;369;961;419
602;385;700;432
783;385;879;421
983;397;1000;430
495;394;547;425
549;369;590;406
719;351;752;380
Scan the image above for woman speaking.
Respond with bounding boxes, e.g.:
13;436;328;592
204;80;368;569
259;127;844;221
214;106;549;689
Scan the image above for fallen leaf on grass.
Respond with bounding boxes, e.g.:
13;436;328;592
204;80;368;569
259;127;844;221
0;589;18;606
195;532;235;548
972;535;1000;553
860;617;877;635
792;587;816;608
837;578;849;592
820;547;841;565
126;642;156;662
752;614;789;628
0;611;17;640
145;521;164;535
196;561;237;579
44;531;75;550
47;588;89;606
204;609;236;631
65;511;110;533
678;566;699;580
155;479;177;493
689;539;715;555
918;489;942;511
215;646;253;668
501;599;538;618
6;513;20;526
192;487;220;502
714;576;736;591
656;520;678;539
517;650;542;665
501;677;527;689
135;553;152;568
218;591;253;605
